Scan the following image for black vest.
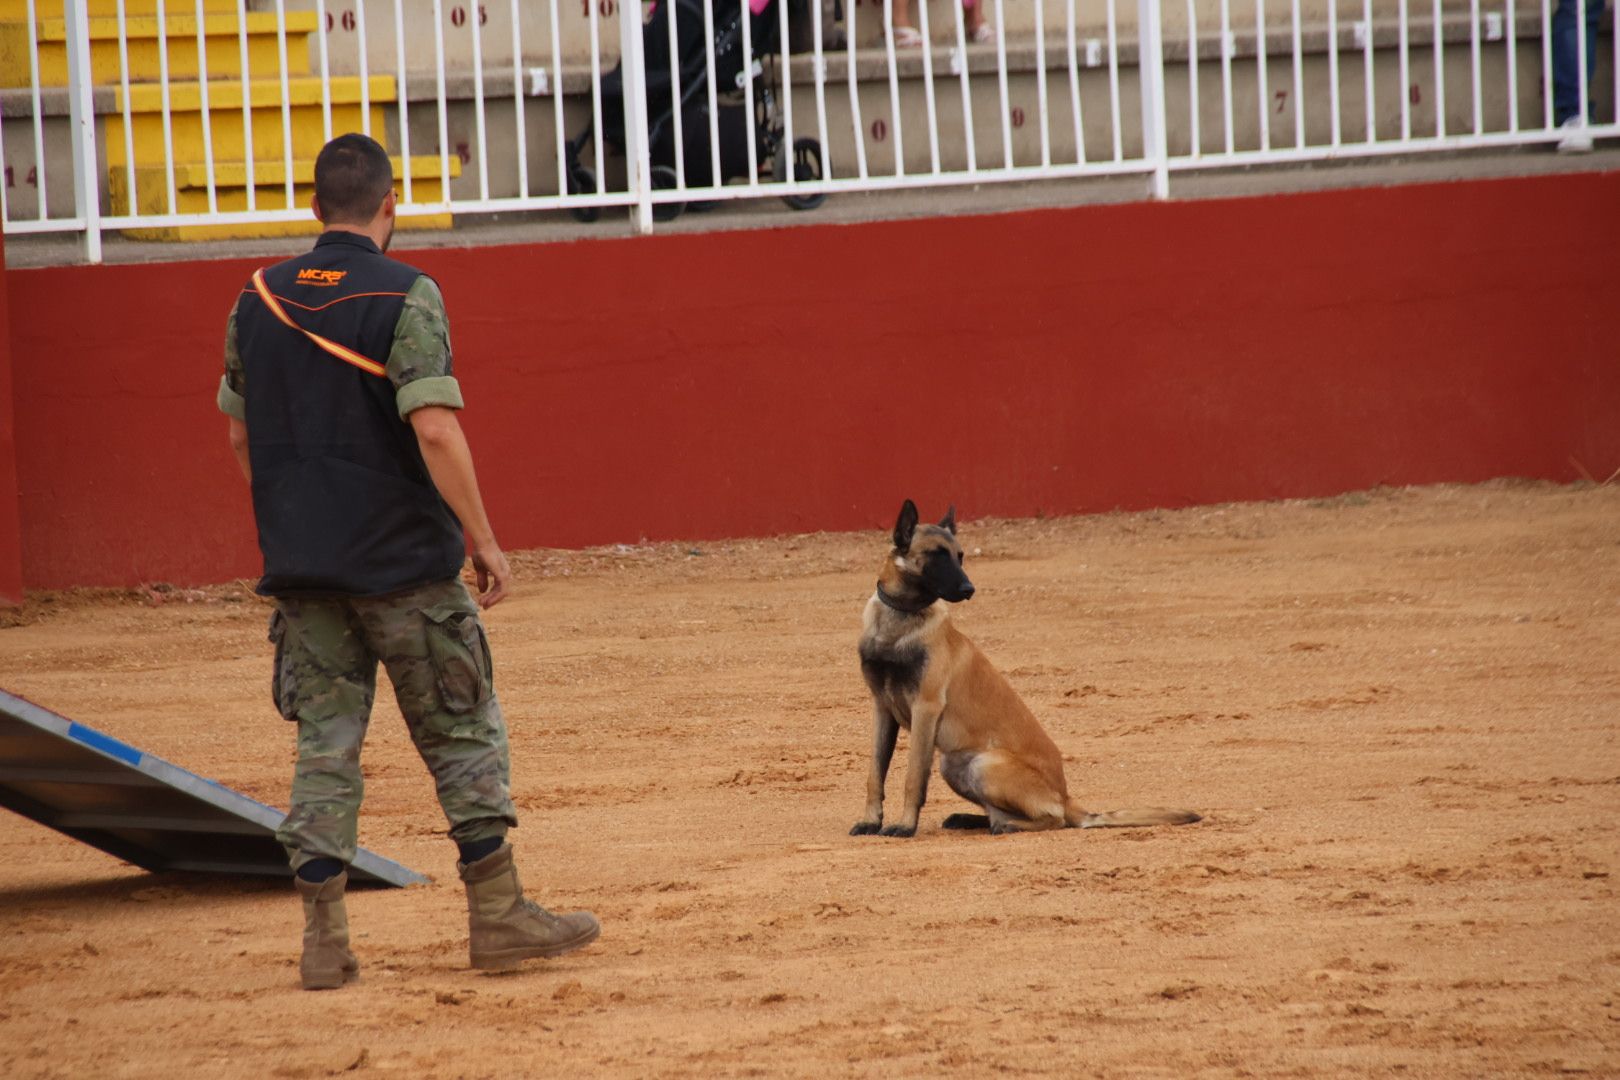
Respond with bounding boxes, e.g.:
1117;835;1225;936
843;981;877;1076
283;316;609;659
234;231;464;597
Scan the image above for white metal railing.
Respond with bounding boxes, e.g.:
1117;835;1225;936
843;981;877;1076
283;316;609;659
0;0;1614;261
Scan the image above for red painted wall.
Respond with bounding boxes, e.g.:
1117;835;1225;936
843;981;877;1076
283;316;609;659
0;229;23;604
6;170;1619;591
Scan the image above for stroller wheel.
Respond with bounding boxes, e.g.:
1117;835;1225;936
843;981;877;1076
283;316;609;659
650;164;685;223
567;165;601;223
775;138;826;211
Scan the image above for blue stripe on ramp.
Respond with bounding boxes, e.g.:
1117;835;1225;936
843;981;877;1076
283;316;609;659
67;722;143;766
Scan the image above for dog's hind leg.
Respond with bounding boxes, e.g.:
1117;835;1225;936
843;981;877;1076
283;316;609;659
938;752;992;830
974;753;1067;835
985;807;1066;834
941;813;990;830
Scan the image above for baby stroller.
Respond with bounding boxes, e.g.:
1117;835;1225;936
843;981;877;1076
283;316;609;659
565;0;825;222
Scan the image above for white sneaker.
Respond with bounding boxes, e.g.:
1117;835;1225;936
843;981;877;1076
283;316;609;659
1556;117;1593;154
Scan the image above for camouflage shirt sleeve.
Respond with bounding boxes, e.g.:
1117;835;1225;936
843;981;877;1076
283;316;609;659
390;275;465;419
216;295;247;421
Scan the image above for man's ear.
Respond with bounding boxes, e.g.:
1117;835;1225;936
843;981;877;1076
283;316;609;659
310;193;324;224
381;186;397;220
893;499;919;552
939;505;957;536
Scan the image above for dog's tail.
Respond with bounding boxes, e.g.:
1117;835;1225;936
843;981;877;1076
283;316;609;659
1067;800;1201;828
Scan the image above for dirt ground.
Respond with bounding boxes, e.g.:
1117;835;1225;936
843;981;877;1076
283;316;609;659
0;480;1616;1079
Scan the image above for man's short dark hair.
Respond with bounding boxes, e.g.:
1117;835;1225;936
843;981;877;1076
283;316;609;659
314;134;394;224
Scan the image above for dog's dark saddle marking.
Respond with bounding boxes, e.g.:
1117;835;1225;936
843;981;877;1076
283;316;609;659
859;639;927;700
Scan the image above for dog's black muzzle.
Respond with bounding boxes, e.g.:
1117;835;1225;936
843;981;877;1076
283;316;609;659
929;568;975;604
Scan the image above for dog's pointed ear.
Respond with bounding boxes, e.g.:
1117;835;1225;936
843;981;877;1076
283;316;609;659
893;499;919;552
939;505;957;536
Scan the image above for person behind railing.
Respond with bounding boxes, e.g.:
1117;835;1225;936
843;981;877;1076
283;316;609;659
1551;0;1604;152
886;0;995;47
219;133;601;990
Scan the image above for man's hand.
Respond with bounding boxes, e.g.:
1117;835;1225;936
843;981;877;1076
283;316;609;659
471;538;511;609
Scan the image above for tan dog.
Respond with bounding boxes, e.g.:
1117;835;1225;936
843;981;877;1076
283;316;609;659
851;500;1202;837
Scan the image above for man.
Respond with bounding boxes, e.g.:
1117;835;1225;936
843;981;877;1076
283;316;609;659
1551;0;1603;154
217;133;599;990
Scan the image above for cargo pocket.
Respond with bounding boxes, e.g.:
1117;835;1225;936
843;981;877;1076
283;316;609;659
267;609;297;721
423;605;493;713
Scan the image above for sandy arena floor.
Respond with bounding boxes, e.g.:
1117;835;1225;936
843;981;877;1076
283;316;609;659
0;481;1616;1079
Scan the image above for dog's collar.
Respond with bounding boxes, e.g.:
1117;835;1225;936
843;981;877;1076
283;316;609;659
875;583;934;615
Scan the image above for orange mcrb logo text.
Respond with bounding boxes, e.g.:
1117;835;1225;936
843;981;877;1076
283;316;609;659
296;268;348;286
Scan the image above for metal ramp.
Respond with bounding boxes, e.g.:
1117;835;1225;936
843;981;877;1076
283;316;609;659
0;689;427;887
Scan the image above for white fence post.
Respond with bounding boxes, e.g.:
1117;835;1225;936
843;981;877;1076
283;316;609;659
64;0;102;263
1137;0;1170;198
619;0;654;235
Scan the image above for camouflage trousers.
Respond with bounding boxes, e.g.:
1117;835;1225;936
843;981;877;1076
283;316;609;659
268;578;517;872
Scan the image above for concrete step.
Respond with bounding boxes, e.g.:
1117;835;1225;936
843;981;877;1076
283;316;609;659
108;152;458;237
0;12;320;88
104;74;396;165
0;0;237;18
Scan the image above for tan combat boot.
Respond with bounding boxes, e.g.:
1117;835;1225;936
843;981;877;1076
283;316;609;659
295;871;361;990
458;843;600;971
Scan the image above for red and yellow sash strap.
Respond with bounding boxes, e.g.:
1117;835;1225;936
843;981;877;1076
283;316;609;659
250;268;388;378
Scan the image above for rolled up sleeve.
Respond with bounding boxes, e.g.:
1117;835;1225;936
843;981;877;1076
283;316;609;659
217;298;247;419
388;276;464;419
216;374;246;420
395;374;464;416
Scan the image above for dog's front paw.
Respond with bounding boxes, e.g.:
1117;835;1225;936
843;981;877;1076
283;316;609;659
878;823;916;838
849;821;882;836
